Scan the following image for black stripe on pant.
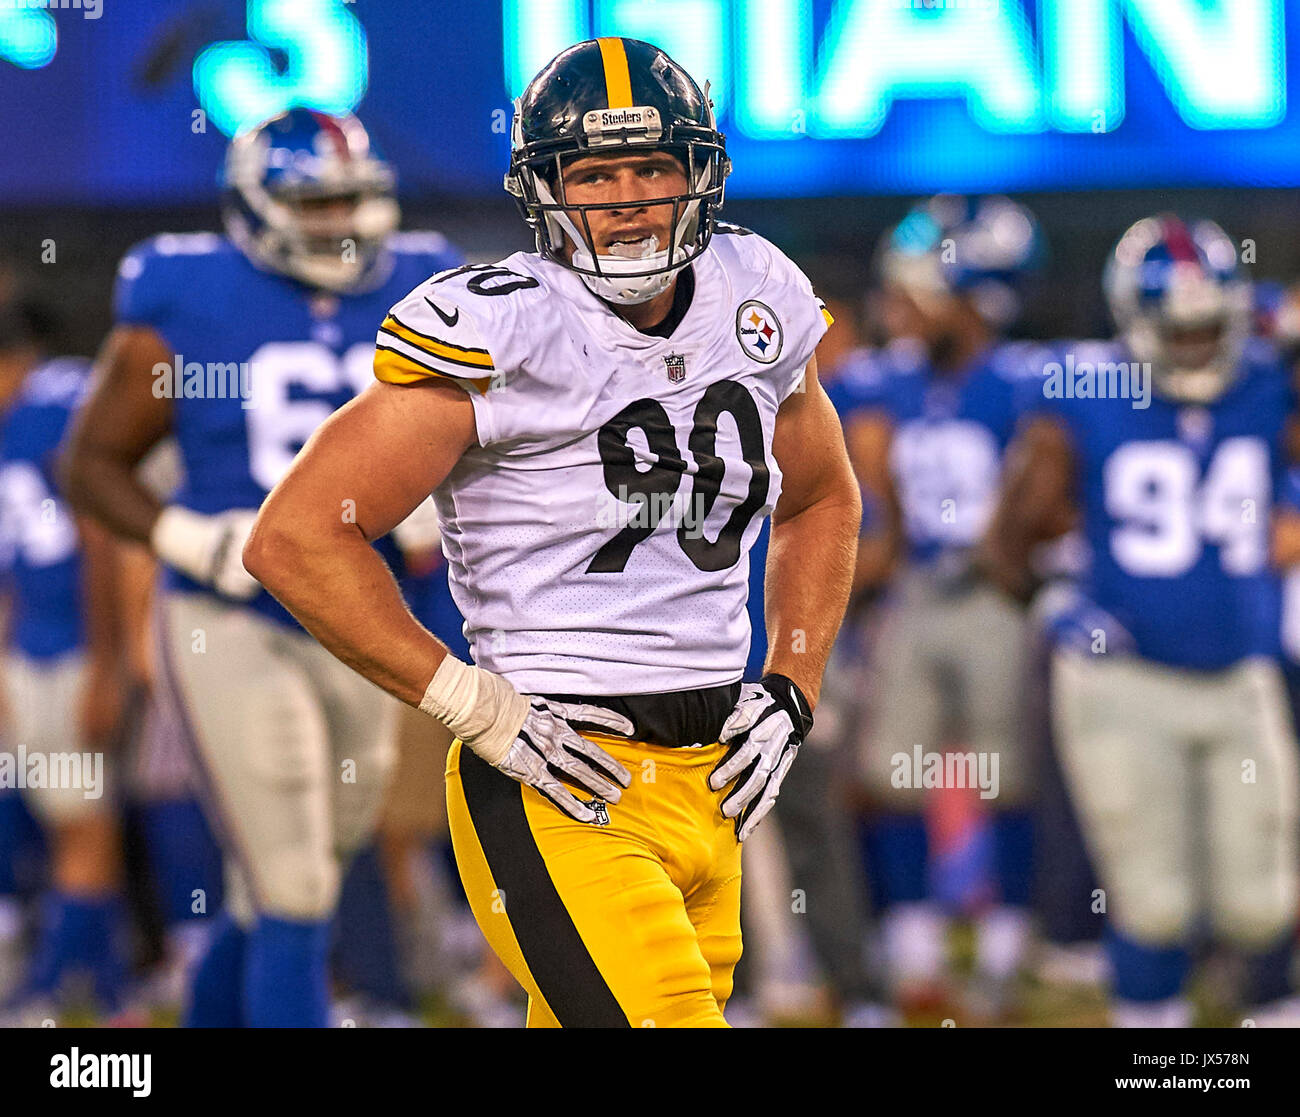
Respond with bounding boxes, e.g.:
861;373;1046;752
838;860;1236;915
458;746;630;1028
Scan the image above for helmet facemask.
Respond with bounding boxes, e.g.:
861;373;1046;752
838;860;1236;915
506;91;729;305
1117;265;1252;405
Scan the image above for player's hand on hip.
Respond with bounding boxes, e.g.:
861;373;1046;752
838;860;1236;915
418;655;633;824
709;674;814;842
498;698;635;823
150;506;262;601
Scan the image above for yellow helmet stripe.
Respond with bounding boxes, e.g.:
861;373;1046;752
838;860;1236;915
597;37;633;109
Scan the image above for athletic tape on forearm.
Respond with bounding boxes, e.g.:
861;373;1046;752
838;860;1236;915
418;655;530;766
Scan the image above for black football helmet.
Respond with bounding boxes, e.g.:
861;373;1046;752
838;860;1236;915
505;37;730;304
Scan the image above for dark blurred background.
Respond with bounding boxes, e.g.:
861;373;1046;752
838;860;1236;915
5;0;1300;354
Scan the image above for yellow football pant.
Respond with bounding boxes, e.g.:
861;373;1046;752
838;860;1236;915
446;734;743;1028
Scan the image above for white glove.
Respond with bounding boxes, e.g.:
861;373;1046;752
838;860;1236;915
419;656;633;824
150;506;262;601
709;674;814;841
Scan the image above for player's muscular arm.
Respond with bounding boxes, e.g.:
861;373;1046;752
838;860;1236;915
246;377;632;821
843;409;901;593
244;378;475;706
60;325;174;542
76;515;129;747
979;414;1076;601
764;359;863;709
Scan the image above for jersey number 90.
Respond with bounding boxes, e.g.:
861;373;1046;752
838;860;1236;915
588;382;770;574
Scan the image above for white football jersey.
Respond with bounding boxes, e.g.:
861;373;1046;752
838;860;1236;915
374;226;829;695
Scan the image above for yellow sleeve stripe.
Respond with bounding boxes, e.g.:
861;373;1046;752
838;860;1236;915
374;346;491;395
821;306;835;327
597;37;634;109
379;315;495;371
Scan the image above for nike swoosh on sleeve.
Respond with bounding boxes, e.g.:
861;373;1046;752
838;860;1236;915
424;297;460;327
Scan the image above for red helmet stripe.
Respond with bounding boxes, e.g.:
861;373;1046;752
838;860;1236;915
309;111;353;161
1162;215;1201;264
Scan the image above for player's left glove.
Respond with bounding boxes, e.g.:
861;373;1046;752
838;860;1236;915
709;674;814;842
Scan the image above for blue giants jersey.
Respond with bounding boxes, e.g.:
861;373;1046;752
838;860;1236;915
0;359;90;659
1027;338;1292;671
114;231;463;627
834;340;1039;564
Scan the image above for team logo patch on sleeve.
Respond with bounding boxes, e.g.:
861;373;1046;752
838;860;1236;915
736;300;783;364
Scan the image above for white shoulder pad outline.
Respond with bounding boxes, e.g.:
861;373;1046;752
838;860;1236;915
717;227;823;312
117;232;227;286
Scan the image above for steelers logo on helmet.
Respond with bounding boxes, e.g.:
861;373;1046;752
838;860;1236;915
504;37;731;306
736;300;783;364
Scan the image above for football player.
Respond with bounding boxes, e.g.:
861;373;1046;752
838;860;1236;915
841;197;1045;1017
60;110;464;1027
0;299;133;1024
243;38;861;1028
984;215;1300;1027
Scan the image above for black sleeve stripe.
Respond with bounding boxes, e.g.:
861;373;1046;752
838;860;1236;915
375;338;488;376
386;311;491;357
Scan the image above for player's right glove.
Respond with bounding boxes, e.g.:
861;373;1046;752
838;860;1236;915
149;506;262;601
419;655;633;824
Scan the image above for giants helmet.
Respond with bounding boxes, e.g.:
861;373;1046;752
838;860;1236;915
504;37;730;305
222;109;400;293
1104;215;1251;405
877;194;1044;329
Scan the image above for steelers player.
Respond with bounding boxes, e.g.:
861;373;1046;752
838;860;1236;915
245;38;860;1027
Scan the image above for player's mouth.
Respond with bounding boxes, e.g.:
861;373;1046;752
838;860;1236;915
602;233;660;258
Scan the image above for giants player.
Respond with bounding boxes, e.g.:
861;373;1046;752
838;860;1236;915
0;302;132;1023
61;111;462;1026
985;216;1300;1026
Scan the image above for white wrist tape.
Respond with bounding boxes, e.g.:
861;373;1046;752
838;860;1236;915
150;505;220;584
418;655;530;766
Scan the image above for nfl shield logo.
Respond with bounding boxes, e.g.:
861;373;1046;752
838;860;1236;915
664;353;687;383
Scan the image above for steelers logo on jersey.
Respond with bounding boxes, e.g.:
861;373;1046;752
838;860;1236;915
736;300;783;364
